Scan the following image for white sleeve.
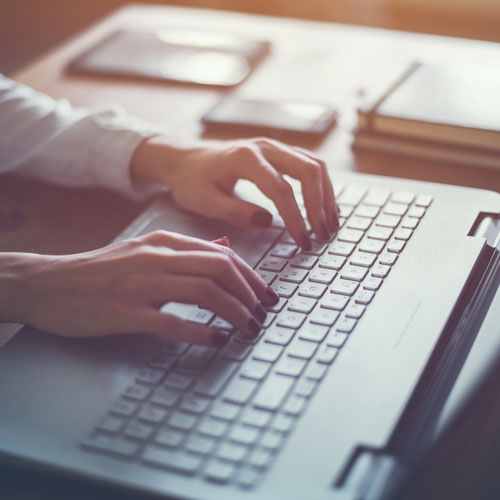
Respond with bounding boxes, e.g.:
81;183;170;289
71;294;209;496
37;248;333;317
0;74;165;199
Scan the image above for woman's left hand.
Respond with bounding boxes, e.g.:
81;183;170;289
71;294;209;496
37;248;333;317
131;136;339;249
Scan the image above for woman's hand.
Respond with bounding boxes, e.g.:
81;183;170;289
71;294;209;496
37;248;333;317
131;136;339;249
0;231;279;346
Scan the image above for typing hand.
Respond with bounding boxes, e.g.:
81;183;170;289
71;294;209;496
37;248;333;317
131;136;339;249
0;232;279;345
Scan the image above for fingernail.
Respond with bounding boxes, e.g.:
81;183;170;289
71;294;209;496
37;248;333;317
266;285;280;305
211;330;229;347
301;232;312;251
213;236;231;247
248;317;262;338
254;303;267;323
320;221;330;240
251;211;273;229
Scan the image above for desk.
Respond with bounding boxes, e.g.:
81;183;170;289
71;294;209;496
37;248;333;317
2;4;500;498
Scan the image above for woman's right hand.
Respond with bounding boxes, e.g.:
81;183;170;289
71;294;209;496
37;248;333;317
0;231;279;346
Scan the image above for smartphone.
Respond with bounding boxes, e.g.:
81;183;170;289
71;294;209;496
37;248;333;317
201;97;338;142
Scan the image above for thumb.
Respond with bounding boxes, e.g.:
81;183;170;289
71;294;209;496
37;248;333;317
209;195;273;230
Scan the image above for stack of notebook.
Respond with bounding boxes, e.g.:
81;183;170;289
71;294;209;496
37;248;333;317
353;61;500;170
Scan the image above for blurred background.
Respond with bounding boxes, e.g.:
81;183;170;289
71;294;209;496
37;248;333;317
1;0;500;75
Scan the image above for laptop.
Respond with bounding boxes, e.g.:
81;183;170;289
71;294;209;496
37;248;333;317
0;169;499;500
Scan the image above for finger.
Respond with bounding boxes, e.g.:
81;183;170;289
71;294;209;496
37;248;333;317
230;148;310;249
143;274;263;338
258;139;330;240
139;310;230;347
292;146;339;231
212;236;231;247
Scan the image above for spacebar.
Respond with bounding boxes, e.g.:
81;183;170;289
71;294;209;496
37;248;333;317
253;373;294;411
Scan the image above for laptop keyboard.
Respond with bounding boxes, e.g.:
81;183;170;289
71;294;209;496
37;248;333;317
81;184;432;488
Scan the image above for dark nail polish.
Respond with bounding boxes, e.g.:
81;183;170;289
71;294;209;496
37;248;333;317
266;285;280;305
211;330;229;348
251;211;273;229
254;303;267;323
248;317;262;337
301;232;312;251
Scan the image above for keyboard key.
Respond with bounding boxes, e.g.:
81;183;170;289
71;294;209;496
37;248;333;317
270;243;298;258
371;264;391;278
288;296;316;314
338;228;364;244
260;430;285;449
241;408;272;428
316;345;339;364
238;467;260;488
185;435;216;455
304;362;328;381
271;414;295;433
302;239;328;256
358;238;385;254
149;354;177;371
401;216;419;229
319;254;346;270
142;447;202;474
391;191;415;205
96;415;124;433
220;341;252;362
355;289;375;305
329;241;355;256
224;377;258;405
124;384;151;401
383;202;408;216
180;394;211;414
341;265;368;282
394;228;413;240
337;204;354;218
253;373;294;411
216;442;248;463
136;368;164;386
265;325;295;346
367;226;393;241
211;316;236;331
355;204;380;218
336;317;357;333
199;418;228;437
364;277;383;291
408;205;425;218
265;296;287;313
277;311;307;329
110;399;137;417
283;395;306;416
151;388;180;408
240;359;271;380
205;460;236;483
345;303;366;319
280;267;308;283
257;270;277;285
155;428;183;447
330;278;359;296
415;194;433;207
321;293;350;311
299;282;327;299
326;331;348;348
187;308;214;325
290;254;318;270
271;280;298;298
298;322;329;343
161;339;190;356
163;372;194;391
309;308;340;326
210;401;241;421
294;378;317;397
350;251;377;268
248;448;274;468
378;252;398;266
263;312;276;328
346;216;371;231
363;189;389;207
376;214;401;228
275;356;307;377
168;411;198;431
309;267;336;284
252;343;284;363
125;420;154;441
337;186;367;206
260;256;287;272
387;240;406;253
287;339;318;359
177;345;216;374
81;432;113;452
138;404;168;424
229;424;260;445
